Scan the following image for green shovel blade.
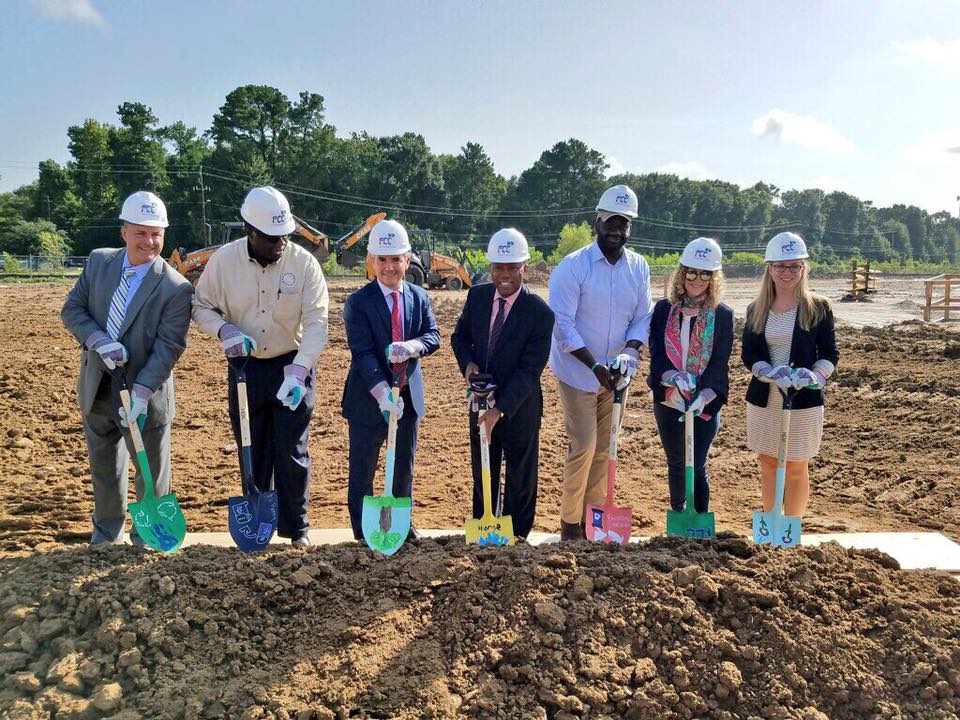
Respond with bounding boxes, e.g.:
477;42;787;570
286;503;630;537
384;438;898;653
129;475;186;553
361;495;411;556
666;506;716;539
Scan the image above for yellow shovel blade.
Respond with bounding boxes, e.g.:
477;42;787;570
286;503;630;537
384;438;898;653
464;513;514;546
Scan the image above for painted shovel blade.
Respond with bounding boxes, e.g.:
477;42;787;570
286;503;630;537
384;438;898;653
772;513;801;548
585;502;632;544
465;513;514;546
227;490;278;552
752;509;775;545
129;493;186;554
666;507;716;540
361;495;411;556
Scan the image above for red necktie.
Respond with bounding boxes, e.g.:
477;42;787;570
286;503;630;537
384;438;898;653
390;291;406;388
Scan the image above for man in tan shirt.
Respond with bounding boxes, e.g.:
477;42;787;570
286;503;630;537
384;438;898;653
192;186;329;545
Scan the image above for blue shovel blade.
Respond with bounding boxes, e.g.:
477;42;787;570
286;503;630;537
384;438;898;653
361;495;411;556
772;514;802;548
228;490;278;552
752;509;774;545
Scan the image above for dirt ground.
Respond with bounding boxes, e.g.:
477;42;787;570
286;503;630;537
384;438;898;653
1;538;958;719
0;276;958;553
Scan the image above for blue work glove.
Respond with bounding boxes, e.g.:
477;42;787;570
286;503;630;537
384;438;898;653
276;364;309;411
119;383;150;430
791;367;821;390
219;323;257;358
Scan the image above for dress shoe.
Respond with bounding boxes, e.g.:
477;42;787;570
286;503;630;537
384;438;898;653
560;521;582;541
291;535;311;547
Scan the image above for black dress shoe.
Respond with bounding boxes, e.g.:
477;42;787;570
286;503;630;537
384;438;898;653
407;526;422;541
560;521;582;541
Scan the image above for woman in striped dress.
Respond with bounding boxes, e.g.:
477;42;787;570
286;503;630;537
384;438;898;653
741;232;839;516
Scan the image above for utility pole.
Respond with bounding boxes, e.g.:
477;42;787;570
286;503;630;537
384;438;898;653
196;165;211;246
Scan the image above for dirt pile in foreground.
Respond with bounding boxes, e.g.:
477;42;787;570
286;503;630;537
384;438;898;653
1;537;958;720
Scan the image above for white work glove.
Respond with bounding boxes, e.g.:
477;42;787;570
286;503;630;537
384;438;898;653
662;370;696;393
219;323;257;358
791;367;822;390
609;350;639;390
119;384;150;429
375;384;404;423
90;335;128;371
679;392;707;421
386;341;422;364
276;364;309;411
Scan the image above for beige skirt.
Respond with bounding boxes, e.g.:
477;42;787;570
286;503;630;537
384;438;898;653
745;384;824;460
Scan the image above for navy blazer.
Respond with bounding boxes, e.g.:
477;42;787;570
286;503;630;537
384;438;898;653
646;299;734;416
341;280;440;424
741;298;839;410
451;283;554;425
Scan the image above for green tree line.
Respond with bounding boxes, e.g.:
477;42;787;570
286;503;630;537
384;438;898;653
1;84;958;265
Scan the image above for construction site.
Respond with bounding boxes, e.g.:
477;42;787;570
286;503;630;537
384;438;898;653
1;271;959;719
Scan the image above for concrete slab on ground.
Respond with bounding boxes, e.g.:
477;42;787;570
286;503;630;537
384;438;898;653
179;529;960;573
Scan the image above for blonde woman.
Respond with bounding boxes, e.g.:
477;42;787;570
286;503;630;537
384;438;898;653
647;238;734;513
741;231;839;517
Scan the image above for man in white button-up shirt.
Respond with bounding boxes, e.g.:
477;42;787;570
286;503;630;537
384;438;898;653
547;185;654;540
192;186;329;546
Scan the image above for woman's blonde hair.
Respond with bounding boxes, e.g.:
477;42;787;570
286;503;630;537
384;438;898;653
747;261;826;333
667;265;725;308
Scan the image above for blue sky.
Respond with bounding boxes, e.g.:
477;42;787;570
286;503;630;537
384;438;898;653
1;0;958;214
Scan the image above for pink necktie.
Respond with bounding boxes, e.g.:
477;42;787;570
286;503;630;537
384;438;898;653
390;291;406;388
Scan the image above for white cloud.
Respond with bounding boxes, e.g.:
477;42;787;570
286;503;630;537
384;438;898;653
31;0;104;25
656;160;713;181
892;37;960;64
807;177;848;193
751;109;854;152
903;128;960;166
605;155;628;177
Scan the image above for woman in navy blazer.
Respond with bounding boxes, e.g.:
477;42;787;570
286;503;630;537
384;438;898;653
646;238;733;514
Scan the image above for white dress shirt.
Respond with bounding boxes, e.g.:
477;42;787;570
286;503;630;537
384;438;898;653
548;241;654;392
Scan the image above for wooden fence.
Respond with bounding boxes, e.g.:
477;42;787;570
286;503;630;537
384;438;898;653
923;273;960;321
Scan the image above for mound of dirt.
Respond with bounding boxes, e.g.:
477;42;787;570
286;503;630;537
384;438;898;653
1;538;958;719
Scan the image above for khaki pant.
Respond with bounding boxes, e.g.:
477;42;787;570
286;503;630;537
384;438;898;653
557;379;619;524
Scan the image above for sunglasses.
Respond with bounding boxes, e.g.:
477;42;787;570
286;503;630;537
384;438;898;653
771;263;803;274
683;270;714;281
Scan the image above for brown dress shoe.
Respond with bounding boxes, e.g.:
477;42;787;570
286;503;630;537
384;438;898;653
560;521;582;541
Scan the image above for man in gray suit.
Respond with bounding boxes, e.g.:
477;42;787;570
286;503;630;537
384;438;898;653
62;190;193;544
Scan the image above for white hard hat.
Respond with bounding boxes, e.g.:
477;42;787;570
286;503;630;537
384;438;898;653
765;231;809;262
240;186;296;236
680;237;723;271
486;228;530;263
367;219;411;255
119;191;168;228
596;184;638;219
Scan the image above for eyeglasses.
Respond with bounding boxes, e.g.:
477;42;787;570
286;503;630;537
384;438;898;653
683;270;714;281
771;263;804;274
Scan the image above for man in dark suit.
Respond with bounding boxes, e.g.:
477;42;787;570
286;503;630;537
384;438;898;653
451;228;555;539
341;219;440;540
61;191;193;544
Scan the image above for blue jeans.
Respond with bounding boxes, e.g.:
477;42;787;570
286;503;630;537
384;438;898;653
652;403;719;513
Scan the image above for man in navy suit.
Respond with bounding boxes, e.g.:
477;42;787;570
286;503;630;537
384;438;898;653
451;229;555;539
341;219;440;540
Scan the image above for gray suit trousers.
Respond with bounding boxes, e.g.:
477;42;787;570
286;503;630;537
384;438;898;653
82;384;172;544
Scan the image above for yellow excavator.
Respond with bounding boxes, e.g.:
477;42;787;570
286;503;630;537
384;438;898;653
169;211;480;289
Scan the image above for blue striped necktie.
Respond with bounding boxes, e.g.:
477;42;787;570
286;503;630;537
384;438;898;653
106;267;137;340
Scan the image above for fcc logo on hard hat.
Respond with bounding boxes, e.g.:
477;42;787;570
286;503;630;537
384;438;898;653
498;240;514;254
616;193;629;205
379;232;396;247
695;247;712;259
141;202;159;216
273;209;288;226
781;240;797;253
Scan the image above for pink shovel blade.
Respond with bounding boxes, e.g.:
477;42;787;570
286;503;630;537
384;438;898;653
585;501;632;544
